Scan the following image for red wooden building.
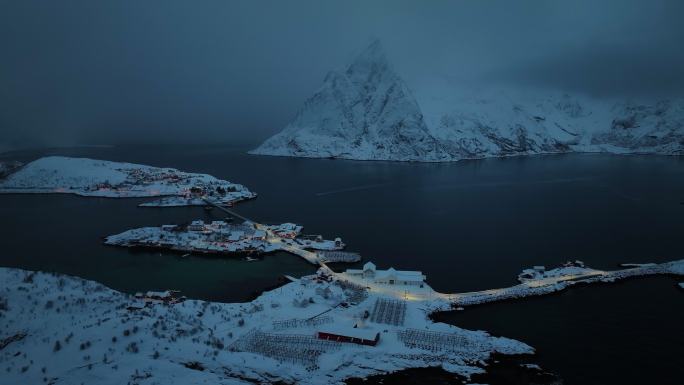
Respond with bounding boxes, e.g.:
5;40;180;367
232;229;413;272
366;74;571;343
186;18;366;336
317;326;380;346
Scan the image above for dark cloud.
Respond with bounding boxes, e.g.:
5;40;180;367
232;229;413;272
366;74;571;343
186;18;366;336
1;0;682;151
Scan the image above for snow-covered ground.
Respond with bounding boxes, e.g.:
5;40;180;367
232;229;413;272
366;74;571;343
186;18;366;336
251;40;684;162
2;258;682;385
0;156;256;207
0;267;529;385
104;220;349;264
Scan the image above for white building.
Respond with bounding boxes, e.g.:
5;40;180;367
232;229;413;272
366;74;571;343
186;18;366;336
344;261;426;287
188;220;205;231
228;231;245;241
210;220;228;229
161;224;177;232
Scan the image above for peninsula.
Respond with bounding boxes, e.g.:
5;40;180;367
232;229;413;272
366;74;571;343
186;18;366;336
0;156;256;207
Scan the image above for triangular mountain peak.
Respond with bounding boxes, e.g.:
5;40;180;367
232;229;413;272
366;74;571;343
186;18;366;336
250;39;448;161
348;39;386;66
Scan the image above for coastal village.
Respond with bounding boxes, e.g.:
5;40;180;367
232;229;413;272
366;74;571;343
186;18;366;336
1;258;682;385
1;156;683;384
105;219;361;264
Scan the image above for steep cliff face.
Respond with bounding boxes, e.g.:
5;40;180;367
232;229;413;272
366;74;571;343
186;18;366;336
250;40;449;161
251;41;683;162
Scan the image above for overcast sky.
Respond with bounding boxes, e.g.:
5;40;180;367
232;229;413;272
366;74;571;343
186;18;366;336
1;0;682;152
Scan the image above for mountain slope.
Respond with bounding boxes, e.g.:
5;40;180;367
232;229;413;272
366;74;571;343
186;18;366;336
251;41;684;162
250;40;450;161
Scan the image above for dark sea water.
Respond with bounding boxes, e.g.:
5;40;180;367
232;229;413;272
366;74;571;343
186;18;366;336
1;144;683;384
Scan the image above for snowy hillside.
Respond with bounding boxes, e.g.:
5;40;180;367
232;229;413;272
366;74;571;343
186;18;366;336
0;267;531;385
251;40;684;162
2;260;681;384
0;156;255;206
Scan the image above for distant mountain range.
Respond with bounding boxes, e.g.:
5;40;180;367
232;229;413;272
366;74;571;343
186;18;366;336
250;40;684;162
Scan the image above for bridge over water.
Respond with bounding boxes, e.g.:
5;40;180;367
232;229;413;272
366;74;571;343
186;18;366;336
202;197;322;265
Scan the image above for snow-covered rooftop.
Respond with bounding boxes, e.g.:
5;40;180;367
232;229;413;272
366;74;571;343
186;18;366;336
318;325;379;341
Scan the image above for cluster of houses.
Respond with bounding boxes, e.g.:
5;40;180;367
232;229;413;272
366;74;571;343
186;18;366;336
266;223;302;238
308;262;429;348
517;260;587;281
182;220;267;241
126;167;183;184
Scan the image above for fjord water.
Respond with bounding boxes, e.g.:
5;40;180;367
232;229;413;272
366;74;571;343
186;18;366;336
1;144;682;384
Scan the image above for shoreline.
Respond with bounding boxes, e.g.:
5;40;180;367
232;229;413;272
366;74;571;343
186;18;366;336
2;258;681;384
345;353;561;385
248;147;683;164
0;156;257;208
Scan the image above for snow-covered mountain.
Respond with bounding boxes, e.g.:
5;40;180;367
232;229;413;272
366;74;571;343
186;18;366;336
250;40;684;162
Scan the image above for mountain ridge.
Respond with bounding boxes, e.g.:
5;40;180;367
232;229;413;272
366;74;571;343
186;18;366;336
251;40;684;162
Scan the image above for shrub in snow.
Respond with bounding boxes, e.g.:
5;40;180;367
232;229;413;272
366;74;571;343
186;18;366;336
22;272;35;283
125;342;139;353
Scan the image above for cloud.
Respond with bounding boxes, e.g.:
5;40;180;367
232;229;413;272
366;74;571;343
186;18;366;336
1;0;682;150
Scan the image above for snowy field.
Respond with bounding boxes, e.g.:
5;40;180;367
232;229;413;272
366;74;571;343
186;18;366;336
2;258;682;385
0;156;256;207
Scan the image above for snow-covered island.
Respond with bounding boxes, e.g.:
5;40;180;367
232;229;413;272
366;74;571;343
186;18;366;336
105;220;360;264
0;156;256;207
251;40;684;162
1;259;682;384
